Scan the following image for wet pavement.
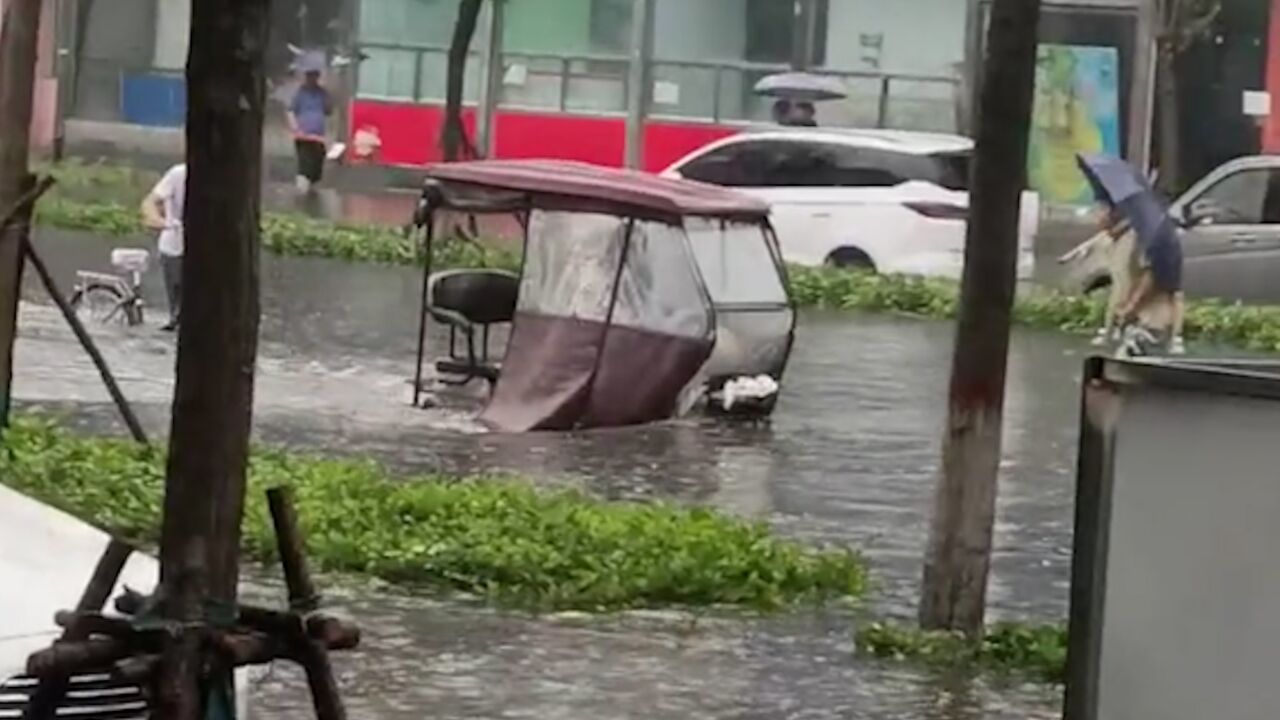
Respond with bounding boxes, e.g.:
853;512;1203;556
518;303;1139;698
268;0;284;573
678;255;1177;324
13;228;1099;718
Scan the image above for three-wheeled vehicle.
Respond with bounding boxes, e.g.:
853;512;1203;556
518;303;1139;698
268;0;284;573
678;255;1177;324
410;159;795;433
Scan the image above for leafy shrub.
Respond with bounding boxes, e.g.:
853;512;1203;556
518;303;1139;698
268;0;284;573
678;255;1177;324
34;198;518;272
857;621;1068;683
0;417;868;612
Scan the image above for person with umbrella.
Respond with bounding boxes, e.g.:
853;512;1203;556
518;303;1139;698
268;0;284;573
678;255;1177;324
755;72;843;127
287;50;334;193
1076;153;1185;357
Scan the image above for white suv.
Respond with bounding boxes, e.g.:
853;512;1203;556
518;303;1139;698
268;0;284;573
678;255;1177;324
662;128;1040;279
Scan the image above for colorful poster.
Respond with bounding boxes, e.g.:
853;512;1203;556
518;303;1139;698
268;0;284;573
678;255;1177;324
1028;44;1122;206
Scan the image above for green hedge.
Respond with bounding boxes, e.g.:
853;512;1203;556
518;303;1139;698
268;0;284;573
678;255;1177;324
857;621;1068;683
0;417;868;612
35;198;512;271
34;196;1280;352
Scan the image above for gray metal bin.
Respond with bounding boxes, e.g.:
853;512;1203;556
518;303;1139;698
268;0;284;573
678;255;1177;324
1067;356;1280;720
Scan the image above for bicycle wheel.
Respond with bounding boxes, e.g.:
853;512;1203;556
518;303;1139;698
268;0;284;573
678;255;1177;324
69;284;128;325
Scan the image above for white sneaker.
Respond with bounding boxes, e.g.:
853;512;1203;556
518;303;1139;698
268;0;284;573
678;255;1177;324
1091;328;1109;347
295;176;312;193
1169;336;1187;355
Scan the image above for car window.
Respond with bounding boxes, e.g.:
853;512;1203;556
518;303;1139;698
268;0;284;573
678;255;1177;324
1193;168;1280;224
678;141;827;187
814;145;907;187
678;142;775;187
932;152;970;191
772;142;969;189
679;140;971;190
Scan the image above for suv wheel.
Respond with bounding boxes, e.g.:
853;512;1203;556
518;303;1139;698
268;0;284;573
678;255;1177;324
825;247;876;272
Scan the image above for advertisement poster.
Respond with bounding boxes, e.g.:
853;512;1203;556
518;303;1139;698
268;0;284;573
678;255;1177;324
1028;44;1122;206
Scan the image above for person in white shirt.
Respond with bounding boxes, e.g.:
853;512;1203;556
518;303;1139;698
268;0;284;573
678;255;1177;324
140;163;187;331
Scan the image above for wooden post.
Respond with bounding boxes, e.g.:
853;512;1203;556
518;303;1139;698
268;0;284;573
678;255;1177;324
24;540;135;720
0;0;44;428
153;0;270;715
266;487;320;612
919;0;1042;634
266;486;347;720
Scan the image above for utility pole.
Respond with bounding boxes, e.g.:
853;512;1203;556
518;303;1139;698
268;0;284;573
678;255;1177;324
53;0;79;160
153;0;269;714
919;0;1042;635
622;0;654;169
0;0;44;427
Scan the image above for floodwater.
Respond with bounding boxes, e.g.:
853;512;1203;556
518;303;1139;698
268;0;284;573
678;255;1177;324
12;228;1096;719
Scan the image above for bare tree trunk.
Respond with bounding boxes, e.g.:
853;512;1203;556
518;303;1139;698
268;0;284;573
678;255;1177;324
920;0;1042;635
442;0;484;162
1155;43;1182;194
0;0;44;427
153;0;269;714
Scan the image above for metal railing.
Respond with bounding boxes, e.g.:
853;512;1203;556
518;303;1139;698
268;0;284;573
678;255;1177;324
354;42;960;132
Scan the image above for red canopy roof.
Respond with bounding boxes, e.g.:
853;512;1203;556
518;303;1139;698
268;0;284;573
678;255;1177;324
425;159;770;222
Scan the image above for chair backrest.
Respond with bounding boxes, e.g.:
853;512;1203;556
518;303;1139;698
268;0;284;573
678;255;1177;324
428;269;519;325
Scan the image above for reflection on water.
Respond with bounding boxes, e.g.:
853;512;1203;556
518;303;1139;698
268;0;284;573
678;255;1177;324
16;229;1089;718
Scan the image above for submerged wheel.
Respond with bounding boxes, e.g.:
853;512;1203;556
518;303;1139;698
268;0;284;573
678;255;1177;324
824;247;876;272
69;284;128;325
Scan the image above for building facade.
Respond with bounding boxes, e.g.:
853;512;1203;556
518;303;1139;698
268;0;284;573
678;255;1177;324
34;0;1280;181
350;0;968;169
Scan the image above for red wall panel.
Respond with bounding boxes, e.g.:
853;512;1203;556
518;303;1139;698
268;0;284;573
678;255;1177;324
1266;0;1280;152
643;121;738;172
492;110;626;166
348;100;741;171
349;101;475;165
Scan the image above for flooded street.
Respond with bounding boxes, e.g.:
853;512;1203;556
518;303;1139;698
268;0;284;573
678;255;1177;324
13;229;1089;718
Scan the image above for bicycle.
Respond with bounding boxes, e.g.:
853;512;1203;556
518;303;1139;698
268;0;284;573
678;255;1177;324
68;248;150;327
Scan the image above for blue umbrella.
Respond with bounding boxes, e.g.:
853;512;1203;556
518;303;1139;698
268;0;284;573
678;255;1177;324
292;50;327;74
1076;153;1183;293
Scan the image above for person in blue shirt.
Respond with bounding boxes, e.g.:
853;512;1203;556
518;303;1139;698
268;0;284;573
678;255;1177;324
287;59;333;193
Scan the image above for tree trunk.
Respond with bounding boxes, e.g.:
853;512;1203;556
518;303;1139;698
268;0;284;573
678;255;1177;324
0;0;44;428
442;0;484;162
919;0;1042;635
153;0;269;714
1155;43;1182;194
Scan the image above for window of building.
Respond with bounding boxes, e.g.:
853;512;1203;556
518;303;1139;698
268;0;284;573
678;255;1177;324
745;0;828;66
589;0;633;55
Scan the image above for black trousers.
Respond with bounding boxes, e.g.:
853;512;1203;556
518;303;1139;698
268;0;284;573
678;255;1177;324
161;253;182;324
295;139;326;183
